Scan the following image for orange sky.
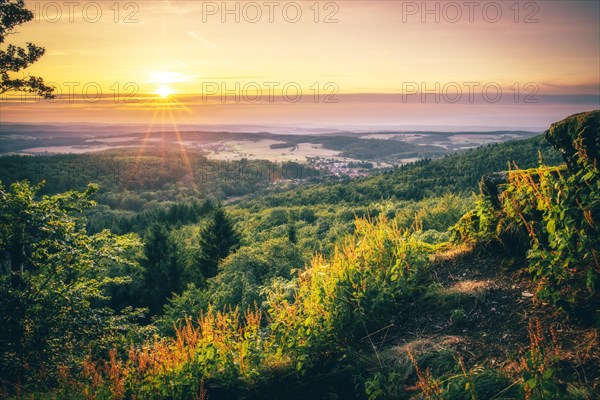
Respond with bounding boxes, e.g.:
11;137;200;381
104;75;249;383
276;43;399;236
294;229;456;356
1;0;599;129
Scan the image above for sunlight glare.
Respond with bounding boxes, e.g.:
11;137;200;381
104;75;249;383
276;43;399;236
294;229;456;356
156;85;174;98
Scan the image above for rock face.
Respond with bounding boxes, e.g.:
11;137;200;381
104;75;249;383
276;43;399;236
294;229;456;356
544;110;600;170
479;111;599;206
480;172;508;209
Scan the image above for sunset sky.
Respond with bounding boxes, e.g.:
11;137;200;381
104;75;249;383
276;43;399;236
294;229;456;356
1;0;599;130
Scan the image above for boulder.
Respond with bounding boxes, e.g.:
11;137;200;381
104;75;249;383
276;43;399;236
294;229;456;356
544;110;600;170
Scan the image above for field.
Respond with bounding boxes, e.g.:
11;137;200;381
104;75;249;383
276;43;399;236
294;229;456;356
0;125;540;166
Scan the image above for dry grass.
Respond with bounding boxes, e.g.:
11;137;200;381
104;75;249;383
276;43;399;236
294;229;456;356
392;336;463;360
447;280;493;295
430;244;473;262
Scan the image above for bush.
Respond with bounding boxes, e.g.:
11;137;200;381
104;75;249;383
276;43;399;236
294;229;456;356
451;110;600;320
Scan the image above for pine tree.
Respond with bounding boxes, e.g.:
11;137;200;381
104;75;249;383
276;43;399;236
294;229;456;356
141;223;183;315
195;206;240;280
0;0;55;98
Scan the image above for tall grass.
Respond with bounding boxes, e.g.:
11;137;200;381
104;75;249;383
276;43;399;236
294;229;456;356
48;216;432;399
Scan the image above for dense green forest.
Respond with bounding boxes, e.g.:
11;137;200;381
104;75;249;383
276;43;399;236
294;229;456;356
1;111;599;399
0;148;312;203
0;149;316;234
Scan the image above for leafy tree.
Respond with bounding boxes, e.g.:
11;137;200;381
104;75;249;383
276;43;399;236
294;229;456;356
0;0;54;98
140;223;184;315
206;238;303;309
0;181;141;390
158;238;304;334
194;206;240;280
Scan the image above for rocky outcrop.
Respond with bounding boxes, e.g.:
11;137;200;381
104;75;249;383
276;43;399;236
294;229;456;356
478;111;600;207
480;172;508;209
544;110;600;170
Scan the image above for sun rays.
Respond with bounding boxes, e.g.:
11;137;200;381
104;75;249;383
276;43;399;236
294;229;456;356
133;91;197;189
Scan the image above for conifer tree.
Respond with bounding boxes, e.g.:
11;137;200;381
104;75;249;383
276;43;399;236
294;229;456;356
141;223;183;314
0;0;55;98
195;206;240;280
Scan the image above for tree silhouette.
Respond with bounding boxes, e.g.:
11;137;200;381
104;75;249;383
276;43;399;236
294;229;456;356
0;0;54;98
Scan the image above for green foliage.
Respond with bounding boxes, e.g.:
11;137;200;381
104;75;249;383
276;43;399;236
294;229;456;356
0;181;144;391
156;283;205;335
266;217;433;371
0;0;55;98
506;164;600;319
87;199;213;235
453;163;600;319
450;197;502;246
158;238;305;334
229;194;470;265
206;238;304;310
39;215;433;398
518;319;568;400
194;206;240;280
518;319;594;400
2;117;596;398
544;110;599;170
140;223;184;316
241;135;561;208
0;150;310;203
364;371;406;400
440;369;518;400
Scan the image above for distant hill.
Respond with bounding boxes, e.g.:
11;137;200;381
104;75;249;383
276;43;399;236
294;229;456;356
238;134;563;208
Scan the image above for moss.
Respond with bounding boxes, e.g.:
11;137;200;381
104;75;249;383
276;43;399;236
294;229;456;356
544;110;600;170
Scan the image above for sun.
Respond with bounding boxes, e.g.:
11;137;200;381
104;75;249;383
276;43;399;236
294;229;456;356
156;85;174;98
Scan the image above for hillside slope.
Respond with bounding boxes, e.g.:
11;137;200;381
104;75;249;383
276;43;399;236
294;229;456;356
240;135;562;208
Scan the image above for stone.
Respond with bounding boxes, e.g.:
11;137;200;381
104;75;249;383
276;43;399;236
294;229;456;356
544;110;600;170
480;171;508;209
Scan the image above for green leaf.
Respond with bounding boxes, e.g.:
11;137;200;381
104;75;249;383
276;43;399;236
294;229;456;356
546;219;556;235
